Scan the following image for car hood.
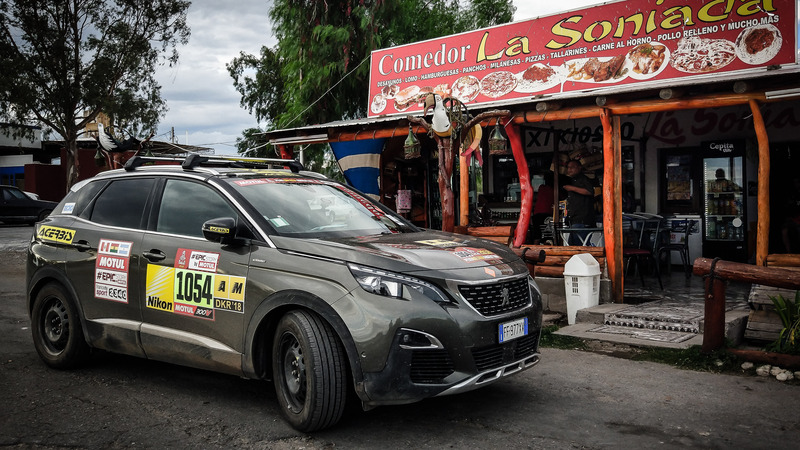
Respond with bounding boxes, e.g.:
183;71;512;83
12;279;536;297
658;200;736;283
269;230;528;279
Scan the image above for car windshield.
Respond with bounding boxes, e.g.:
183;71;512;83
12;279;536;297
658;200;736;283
228;177;418;238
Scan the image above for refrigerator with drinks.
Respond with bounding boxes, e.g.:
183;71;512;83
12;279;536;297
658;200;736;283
702;140;747;262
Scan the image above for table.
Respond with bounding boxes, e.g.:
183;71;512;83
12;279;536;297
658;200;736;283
557;226;604;246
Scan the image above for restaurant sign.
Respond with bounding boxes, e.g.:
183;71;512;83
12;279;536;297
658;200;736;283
367;0;798;118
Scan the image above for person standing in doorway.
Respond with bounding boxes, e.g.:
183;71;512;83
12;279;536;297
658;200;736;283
531;172;555;244
564;159;595;245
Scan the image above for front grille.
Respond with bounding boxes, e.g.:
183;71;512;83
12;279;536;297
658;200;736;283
472;334;539;372
458;277;531;316
410;349;454;384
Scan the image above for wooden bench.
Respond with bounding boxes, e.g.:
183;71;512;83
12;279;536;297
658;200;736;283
745;253;800;342
454;226;515;246
515;245;605;278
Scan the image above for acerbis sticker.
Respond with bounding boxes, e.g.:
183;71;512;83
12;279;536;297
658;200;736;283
95;239;133;303
37;225;75;244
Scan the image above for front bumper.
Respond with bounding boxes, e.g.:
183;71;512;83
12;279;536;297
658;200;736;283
357;308;543;406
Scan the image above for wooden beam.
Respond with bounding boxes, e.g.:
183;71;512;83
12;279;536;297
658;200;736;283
749;99;770;266
535;102;562;112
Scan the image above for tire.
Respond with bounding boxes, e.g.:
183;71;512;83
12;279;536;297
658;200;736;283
272;310;347;432
31;283;89;369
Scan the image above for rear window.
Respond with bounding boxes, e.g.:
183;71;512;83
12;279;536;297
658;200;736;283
89;179;155;229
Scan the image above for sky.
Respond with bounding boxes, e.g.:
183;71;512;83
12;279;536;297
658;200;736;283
153;0;608;155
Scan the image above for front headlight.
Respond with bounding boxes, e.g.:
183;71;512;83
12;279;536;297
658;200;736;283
348;263;451;303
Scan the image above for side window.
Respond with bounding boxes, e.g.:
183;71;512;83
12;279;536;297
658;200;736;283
90;179;154;229
156;179;238;238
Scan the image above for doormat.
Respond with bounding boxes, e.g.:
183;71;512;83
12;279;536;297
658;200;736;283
588;325;697;343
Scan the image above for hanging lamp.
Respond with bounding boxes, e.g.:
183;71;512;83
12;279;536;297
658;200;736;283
404;125;421;159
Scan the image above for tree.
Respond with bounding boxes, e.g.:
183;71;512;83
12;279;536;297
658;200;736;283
228;0;515;162
0;0;190;190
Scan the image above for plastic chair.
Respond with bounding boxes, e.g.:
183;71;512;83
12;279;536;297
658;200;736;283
657;219;696;278
622;217;663;290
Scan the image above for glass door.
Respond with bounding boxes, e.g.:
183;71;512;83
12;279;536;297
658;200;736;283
703;156;745;243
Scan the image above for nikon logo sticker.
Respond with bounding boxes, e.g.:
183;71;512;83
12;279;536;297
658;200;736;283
37;226;75;244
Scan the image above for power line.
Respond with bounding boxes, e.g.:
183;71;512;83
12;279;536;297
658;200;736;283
283;54;371;128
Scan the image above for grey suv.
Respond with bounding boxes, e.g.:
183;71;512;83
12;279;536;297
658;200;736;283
27;155;543;431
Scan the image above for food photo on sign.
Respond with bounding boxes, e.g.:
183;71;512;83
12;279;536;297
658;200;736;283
367;0;796;118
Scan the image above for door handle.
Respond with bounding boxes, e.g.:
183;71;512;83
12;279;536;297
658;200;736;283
72;240;91;252
143;249;166;262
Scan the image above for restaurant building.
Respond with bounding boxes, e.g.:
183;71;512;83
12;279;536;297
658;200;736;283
264;0;800;302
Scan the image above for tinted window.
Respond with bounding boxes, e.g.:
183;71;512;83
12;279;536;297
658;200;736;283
90;179;154;229
57;180;107;218
156;179;238;238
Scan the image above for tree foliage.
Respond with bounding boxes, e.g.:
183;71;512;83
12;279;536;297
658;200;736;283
228;0;516;171
0;0;190;189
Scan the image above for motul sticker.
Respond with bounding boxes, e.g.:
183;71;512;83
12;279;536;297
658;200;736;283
95;239;132;303
175;248;220;273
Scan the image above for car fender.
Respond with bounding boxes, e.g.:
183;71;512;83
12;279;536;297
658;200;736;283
241;289;364;386
26;264;92;345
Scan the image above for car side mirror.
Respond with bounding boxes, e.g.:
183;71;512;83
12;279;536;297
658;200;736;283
202;217;238;245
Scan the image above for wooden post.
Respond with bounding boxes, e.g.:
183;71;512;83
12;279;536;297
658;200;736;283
505;121;532;247
749;99;770;266
601;110;623;302
702;270;727;353
459;146;469;227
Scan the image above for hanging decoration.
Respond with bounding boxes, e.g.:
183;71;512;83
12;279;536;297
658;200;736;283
488;122;510;155
403;125;421;159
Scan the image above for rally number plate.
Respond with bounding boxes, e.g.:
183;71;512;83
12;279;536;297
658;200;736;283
498;317;528;343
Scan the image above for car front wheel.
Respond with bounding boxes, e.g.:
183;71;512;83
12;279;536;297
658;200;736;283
272;310;347;432
31;283;89;369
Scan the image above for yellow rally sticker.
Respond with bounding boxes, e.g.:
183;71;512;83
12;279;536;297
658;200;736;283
146;264;246;315
145;265;175;312
208;226;229;234
37;226;75;244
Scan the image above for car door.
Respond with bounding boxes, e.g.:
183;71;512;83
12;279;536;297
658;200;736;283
138;177;252;376
63;177;156;358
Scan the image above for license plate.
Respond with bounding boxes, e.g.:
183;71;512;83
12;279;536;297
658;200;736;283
498;317;528;343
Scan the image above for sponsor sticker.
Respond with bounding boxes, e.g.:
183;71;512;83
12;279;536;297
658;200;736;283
145;263;246;318
62;202;75;214
98;239;132;257
95;239;132;303
175;248;220;273
416;239;461;248
452;247;502;263
37;226;75;244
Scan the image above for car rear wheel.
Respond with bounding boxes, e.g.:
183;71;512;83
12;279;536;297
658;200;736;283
31;283;89;369
272;310;346;432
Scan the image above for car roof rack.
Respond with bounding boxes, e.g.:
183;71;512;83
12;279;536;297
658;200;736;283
124;154;305;173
